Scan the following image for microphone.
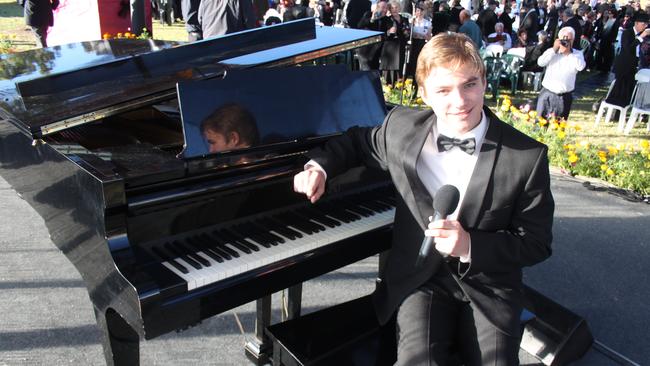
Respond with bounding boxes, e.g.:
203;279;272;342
415;184;460;267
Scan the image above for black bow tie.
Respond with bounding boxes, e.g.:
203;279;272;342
436;134;476;155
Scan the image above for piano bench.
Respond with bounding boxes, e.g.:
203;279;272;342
265;295;396;366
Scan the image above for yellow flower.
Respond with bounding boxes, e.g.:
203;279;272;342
102;33;111;40
510;106;518;113
405;78;413;86
564;144;575;150
640;140;649;150
538;118;548;127
607;146;619;156
573;124;582;131
116;32;123;38
528;111;537;118
501;104;510;112
549;122;559;130
568;154;579;163
597;150;607;158
395;82;403;89
557;131;566;139
559;121;567;129
416;97;423;105
601;164;608;171
606;168;615;176
599;155;608;163
124;32;132;38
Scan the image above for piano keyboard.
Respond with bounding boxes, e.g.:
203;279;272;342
154;193;396;291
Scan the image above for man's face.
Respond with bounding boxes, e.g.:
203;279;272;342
421;64;485;135
634;20;648;33
559;34;574;51
376;1;388;14
204;129;239;153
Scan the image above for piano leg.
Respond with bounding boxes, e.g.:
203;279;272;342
283;284;302;321
94;307;140;366
244;295;272;365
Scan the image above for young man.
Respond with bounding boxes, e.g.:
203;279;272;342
201;103;259;153
293;33;554;365
536;27;586;119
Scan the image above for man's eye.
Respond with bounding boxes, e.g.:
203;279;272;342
465;82;476;89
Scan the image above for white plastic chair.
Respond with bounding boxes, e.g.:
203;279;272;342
623;69;650;134
595;79;634;130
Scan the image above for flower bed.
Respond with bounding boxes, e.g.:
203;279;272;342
497;96;650;196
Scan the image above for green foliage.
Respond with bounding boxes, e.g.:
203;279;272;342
0;35;14;53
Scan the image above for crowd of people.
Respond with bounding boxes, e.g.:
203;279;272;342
21;0;650;119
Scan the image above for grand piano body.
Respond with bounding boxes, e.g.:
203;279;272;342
0;19;396;365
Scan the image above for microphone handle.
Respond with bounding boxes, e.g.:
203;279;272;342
415;212;446;267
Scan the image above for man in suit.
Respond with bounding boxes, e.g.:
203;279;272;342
22;0;59;48
606;11;650;106
519;1;539;44
294;32;554;365
198;0;256;39
559;8;583;49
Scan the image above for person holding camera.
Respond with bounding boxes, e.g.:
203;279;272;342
356;0;392;70
535;26;586;120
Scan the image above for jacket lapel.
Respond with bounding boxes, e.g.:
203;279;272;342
458;108;503;228
402;113;436;229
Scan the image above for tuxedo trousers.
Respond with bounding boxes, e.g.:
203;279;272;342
394;270;521;366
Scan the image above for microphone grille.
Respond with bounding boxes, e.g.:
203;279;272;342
433;185;460;216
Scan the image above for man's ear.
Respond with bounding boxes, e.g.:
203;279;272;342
228;131;241;147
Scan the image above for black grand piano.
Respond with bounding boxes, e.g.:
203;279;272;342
0;19;397;365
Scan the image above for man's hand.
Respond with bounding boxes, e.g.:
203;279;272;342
552;38;561;53
293;167;326;203
425;219;470;258
643;29;650;38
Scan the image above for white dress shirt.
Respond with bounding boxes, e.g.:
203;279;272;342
416;112;489;262
538;48;586;94
306;111;489;262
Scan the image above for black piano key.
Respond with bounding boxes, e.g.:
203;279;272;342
252;222;285;244
195;234;231;260
275;213;315;234
343;204;373;217
174;240;211;267
207;232;240;258
289;211;326;231
280;212;325;233
298;208;340;228
215;230;253;254
244;223;280;246
224;229;261;251
259;218;301;240
236;223;273;248
367;199;391;211
164;242;202;270
151;246;189;274
320;203;360;222
186;237;225;263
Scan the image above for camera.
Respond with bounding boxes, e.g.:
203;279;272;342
559;39;570;47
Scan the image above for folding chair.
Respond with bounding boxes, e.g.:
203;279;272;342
594;79;633;129
484;56;505;100
500;54;524;95
623;82;650;133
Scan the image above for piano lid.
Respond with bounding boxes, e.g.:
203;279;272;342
178;65;386;159
0;19;382;140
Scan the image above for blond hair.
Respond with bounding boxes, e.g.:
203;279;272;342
415;32;486;95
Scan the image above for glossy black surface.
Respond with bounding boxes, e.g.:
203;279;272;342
178;66;385;158
0;21;389;366
0;19;317;137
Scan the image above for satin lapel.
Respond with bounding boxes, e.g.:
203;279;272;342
403;113;436;229
458;109;503;228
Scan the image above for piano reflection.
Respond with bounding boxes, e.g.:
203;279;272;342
0;19;394;366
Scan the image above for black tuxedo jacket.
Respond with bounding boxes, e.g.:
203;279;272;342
309;107;554;337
